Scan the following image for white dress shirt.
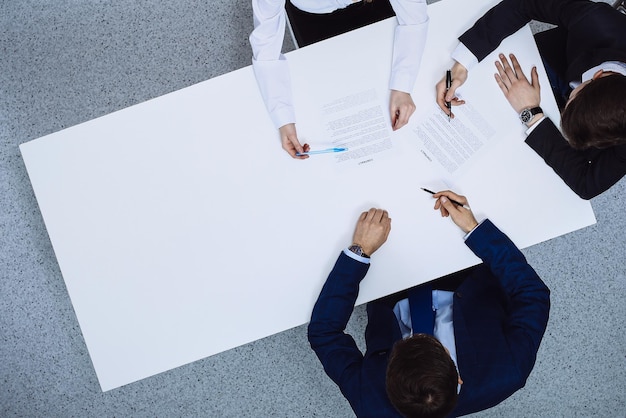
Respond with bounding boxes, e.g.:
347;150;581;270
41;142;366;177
250;0;429;129
392;291;461;393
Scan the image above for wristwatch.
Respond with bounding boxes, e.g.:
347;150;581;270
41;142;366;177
519;106;543;124
348;244;369;258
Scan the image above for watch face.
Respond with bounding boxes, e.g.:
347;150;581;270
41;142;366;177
349;245;363;256
520;109;532;123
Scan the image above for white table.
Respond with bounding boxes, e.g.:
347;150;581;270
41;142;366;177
20;0;595;391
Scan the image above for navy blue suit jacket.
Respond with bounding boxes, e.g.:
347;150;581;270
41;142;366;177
308;220;550;417
459;0;626;199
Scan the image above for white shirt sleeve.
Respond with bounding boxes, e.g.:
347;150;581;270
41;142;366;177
525;116;547;135
343;248;371;264
388;0;429;93
291;0;353;14
249;0;296;129
450;41;479;73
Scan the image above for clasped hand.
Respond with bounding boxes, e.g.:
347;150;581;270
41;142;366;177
352;208;392;256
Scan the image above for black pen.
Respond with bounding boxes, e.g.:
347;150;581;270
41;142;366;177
421;187;465;208
445;69;452;122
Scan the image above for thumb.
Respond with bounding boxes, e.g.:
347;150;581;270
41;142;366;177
445;81;462;101
531;66;540;88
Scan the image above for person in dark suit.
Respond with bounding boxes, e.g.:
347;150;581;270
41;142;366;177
308;191;550;417
435;0;626;200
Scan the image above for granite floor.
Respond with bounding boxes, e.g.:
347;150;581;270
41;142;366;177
1;0;624;416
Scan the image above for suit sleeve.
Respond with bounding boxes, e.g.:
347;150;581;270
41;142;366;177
459;0;595;61
465;219;550;379
526;119;626;199
308;252;368;397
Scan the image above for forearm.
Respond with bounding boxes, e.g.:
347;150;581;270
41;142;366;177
458;0;584;63
526;119;626;199
250;0;295;128
465;220;550;358
308;252;368;383
388;0;429;92
251;58;296;128
308;253;368;344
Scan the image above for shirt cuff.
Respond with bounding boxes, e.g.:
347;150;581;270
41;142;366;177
451;42;479;72
525;116;547;135
343;248;371;264
463;219;484;240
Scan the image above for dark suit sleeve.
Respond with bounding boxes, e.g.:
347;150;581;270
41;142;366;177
459;0;596;61
526;119;626;199
465;219;550;379
307;252;368;400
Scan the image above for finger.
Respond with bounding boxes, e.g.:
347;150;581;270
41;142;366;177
379;209;390;223
509;54;528;82
282;143;299;158
438;196;460;215
444;80;463;102
436;79;450;114
298;143;310;159
437;87;463;118
439;205;449;217
290;146;309;159
364;207;377;221
390;109;399;130
530;66;540;90
291;138;304;155
494;61;511;88
494;73;508;93
437;78;459;103
499;54;517;81
394;108;411;130
433;190;468;205
450;98;466;106
288;137;309;159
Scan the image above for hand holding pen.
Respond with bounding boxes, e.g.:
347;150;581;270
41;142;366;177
435;62;468;119
422;188;478;233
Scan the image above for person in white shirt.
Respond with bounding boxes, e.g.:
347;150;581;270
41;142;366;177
250;0;428;158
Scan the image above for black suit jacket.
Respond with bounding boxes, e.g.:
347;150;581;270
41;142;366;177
459;0;626;199
308;220;550;417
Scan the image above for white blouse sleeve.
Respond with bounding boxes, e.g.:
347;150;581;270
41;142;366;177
291;0;353;14
388;0;429;93
249;0;296;129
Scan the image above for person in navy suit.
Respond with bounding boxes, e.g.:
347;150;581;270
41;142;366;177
308;191;550;417
435;0;626;199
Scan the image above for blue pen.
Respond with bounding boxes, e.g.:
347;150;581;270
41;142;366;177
296;147;348;156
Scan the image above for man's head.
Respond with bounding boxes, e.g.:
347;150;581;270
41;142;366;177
386;334;459;418
561;73;626;150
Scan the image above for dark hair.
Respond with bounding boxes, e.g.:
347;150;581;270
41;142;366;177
386;334;459;418
561;74;626;150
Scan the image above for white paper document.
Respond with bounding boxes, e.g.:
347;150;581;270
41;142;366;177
320;88;393;165
412;103;496;176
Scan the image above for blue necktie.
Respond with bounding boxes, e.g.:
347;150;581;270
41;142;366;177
408;284;435;336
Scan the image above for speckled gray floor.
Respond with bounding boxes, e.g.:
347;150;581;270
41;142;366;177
1;1;624;417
